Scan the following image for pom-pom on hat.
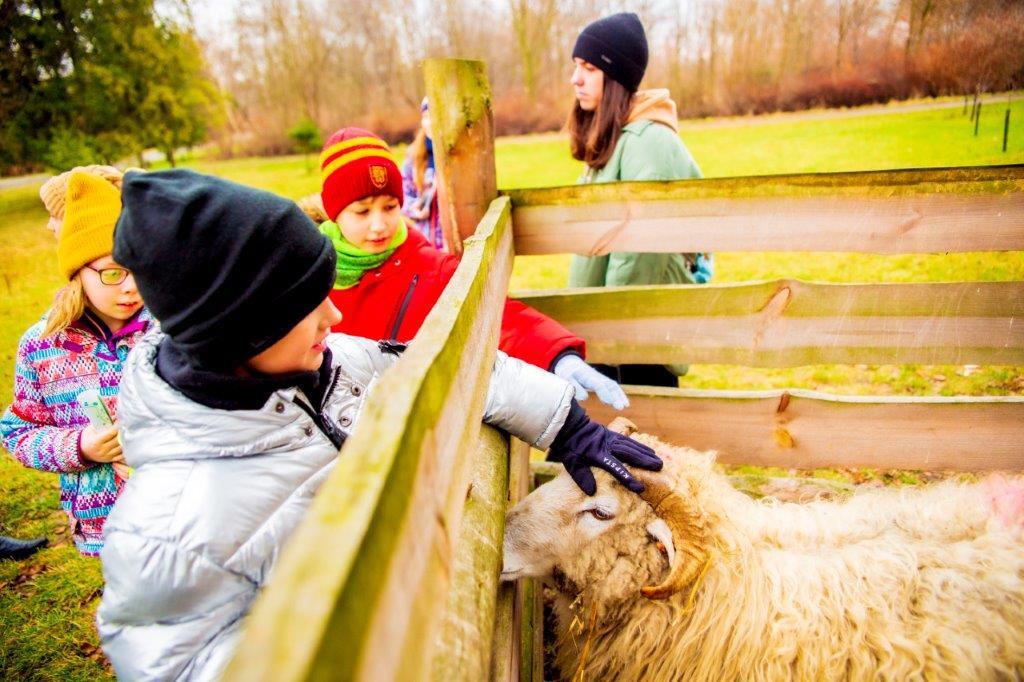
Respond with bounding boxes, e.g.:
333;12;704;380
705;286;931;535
319;127;403;221
58;172;121;280
41;165;123;222
572;13;649;93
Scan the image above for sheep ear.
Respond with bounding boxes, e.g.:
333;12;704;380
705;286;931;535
646;518;675;567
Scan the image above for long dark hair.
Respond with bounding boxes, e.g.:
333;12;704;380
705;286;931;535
567;76;634;170
408;128;430;191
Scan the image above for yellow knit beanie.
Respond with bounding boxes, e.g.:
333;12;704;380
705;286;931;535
58;172;122;280
40;165;123;221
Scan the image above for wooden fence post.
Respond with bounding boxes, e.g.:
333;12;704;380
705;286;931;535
424;59;498;255
490;438;538;681
1004;107;1011;153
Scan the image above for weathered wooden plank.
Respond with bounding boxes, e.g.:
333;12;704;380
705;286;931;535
585;387;1024;471
490;438;534;682
505;165;1024;255
431;425;509;682
425;59;497;254
519;578;537;682
530;576;544;682
223;196;514;682
507;165;1024;205
514;280;1024;367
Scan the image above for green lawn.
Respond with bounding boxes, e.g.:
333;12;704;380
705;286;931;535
1;97;1023;680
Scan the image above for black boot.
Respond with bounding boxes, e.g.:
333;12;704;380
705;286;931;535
0;535;48;560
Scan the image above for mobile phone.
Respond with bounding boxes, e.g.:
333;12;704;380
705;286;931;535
77;389;132;478
77;389;113;427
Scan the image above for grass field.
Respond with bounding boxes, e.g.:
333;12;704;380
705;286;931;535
1;97;1023;679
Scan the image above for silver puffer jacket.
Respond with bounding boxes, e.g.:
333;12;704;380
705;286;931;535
97;331;573;681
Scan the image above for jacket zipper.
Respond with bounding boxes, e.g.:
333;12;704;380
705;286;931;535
389;275;419;340
293;396;347;450
321;367;342;410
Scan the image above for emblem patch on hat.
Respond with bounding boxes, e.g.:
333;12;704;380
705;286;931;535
369;165;388;188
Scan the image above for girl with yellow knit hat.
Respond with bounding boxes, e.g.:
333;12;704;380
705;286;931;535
0;172;151;557
38;164;124;238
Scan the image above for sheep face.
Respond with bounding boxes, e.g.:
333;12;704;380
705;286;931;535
502;468;674;607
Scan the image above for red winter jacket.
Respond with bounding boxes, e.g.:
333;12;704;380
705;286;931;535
328;229;585;370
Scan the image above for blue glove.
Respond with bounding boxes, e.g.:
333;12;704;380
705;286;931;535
548;400;662;495
553;353;629;410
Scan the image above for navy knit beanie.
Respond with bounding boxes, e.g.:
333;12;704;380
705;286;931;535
572;13;648;93
113;169;337;369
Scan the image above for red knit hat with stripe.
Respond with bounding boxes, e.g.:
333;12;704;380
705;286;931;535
319;127;403;221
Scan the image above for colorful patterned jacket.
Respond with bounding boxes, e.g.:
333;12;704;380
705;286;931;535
0;308;152;556
401;154;444;251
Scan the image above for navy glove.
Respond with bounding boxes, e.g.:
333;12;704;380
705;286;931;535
548;400;662;495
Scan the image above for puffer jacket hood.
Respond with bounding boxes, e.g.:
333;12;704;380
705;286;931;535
626;88;679;132
98;328;574;681
117;343;319;465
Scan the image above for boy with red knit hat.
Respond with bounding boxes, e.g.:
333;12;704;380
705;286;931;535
313;126;630;410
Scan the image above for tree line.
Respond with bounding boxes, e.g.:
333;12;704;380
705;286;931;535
2;0;222;174
203;0;1023;157
2;0;1021;172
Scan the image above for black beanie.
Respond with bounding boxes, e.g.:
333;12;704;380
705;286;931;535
113;169;337;369
572;13;648;93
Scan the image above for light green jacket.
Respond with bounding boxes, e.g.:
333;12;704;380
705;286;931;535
567;119;703;287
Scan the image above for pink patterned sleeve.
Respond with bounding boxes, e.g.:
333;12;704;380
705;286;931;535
0;339;88;473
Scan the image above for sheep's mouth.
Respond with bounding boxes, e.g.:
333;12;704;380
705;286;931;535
500;567;523;581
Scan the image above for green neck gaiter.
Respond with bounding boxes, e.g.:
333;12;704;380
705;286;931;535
319;220;408;289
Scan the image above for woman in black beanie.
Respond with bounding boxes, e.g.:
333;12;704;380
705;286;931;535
567;12;712;387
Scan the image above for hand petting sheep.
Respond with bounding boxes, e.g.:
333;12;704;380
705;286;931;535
504;418;1024;681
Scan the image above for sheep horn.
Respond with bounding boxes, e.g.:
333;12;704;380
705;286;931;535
636;471;707;600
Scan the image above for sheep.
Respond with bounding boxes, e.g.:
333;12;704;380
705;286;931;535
501;418;1024;681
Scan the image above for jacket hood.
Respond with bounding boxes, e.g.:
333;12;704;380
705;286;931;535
117;330;312;466
626;89;679;133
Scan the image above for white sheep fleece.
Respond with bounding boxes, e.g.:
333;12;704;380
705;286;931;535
504;434;1024;681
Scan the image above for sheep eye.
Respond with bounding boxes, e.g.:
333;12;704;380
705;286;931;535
588;508;613;521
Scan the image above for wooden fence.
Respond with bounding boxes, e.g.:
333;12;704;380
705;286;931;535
224;58;1024;681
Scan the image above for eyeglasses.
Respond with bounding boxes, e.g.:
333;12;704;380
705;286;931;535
83;265;133;286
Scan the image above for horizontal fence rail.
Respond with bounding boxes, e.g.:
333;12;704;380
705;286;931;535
505;165;1024;255
224;196;515;682
515;280;1024;367
585;387;1024;471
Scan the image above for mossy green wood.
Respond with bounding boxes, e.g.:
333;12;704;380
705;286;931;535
504;165;1024;255
514;280;1024;367
505;165;1024;206
430;425;510;681
425;58;497;253
519;576;538;682
530;578;545;682
490;569;538;682
584;387;1024;471
222;197;514;682
490;438;537;680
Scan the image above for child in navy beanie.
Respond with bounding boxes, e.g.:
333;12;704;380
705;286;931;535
96;169;660;680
